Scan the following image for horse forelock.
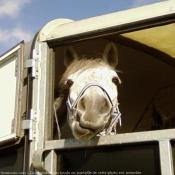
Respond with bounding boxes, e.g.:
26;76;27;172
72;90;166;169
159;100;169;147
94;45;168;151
60;57;116;87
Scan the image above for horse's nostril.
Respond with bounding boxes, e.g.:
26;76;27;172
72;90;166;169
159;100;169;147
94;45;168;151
76;110;83;122
78;97;85;111
100;98;111;115
81;98;85;109
76;113;80;121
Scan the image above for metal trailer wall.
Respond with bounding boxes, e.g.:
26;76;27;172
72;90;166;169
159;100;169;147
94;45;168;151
33;10;175;175
0;1;175;174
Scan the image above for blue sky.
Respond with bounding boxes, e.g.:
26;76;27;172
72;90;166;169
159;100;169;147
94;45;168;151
0;0;164;55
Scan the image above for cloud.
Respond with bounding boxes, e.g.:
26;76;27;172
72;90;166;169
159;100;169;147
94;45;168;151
0;27;33;46
131;0;162;8
0;0;31;18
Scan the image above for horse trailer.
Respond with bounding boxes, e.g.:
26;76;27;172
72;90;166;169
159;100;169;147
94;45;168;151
1;1;175;174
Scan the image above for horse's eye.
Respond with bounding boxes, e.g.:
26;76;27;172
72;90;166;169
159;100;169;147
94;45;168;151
112;77;119;85
66;79;74;87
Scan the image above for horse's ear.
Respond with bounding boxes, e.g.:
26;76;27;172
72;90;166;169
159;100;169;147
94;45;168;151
64;46;79;67
103;42;118;68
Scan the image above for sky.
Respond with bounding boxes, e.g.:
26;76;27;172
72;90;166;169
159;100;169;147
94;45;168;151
0;0;164;55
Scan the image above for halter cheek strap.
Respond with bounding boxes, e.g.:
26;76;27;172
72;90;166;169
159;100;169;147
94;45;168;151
66;83;122;136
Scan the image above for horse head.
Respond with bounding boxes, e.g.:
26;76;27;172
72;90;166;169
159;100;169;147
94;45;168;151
55;42;121;141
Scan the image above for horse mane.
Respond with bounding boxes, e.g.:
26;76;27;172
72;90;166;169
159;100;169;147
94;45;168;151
60;57;116;87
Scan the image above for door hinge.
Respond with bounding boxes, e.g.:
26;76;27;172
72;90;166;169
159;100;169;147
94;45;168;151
24;49;40;79
22;109;39;140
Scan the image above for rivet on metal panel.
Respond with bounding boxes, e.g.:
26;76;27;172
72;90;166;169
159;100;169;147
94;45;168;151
170;6;175;11
51;34;55;38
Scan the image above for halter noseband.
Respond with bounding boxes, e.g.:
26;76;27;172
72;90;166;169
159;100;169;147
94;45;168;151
66;83;122;136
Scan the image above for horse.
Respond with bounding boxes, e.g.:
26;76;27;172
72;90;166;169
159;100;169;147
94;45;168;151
54;42;122;141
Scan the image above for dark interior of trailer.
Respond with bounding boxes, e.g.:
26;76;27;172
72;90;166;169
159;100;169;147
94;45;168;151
55;142;161;175
53;28;175;140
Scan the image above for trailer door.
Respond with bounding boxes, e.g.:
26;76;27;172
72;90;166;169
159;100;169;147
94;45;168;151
0;41;26;147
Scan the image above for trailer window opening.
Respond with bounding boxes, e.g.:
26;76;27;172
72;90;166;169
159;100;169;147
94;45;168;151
53;21;175;140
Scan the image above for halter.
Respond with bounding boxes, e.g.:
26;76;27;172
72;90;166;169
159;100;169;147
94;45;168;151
66;83;122;136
